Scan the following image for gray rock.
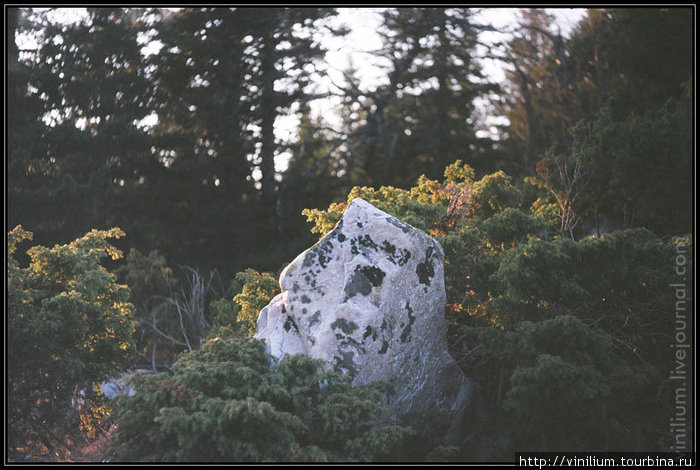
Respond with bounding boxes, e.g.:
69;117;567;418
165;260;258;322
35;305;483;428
100;369;152;399
254;198;469;439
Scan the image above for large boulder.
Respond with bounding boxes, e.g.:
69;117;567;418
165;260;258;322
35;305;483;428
254;198;469;439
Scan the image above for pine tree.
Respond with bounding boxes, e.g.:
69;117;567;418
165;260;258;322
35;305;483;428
8;8;153;247
338;8;497;187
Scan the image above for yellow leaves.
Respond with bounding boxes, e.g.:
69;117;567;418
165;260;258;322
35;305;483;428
7;225;33;256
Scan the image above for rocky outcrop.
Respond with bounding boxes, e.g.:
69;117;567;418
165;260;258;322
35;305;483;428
254;198;469;439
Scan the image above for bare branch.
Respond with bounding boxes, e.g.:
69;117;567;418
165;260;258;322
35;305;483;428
136;317;189;348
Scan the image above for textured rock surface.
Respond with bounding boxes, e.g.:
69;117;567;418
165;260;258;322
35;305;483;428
254;198;469;438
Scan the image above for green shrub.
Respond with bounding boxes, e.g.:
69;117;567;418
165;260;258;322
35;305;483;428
301;168;689;458
8;226;136;458
233;269;280;337
105;331;413;462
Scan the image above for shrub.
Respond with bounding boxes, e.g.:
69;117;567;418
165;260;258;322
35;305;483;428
105;331;413;462
8;226;136;459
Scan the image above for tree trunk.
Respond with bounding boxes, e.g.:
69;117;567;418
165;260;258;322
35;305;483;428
517;69;542;175
430;13;451;180
259;30;277;205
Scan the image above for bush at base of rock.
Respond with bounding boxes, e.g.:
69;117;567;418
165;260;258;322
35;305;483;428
104;329;419;462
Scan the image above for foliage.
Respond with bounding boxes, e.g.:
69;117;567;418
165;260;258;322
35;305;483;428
105;331;413;462
117;249;181;370
528;99;692;238
8;9;154;249
303;161;523;238
303;160;689;458
7;226;136;460
325;8;501;189
458;229;685;457
209;294;240;332
7;7;342;276
233;269;281;337
588;99;692;235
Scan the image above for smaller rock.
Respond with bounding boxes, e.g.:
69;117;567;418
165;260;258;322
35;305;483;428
100;369;152;399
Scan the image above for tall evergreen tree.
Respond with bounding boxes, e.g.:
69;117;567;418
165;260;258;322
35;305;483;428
338;8;498;188
143;8;258;268
146;7;338;270
574;7;692;118
8;8;153;248
244;8;338;205
501;8;692;235
499;9;578;175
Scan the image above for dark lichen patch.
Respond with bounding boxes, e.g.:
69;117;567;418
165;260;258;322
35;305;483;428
400;301;416;343
284;316;299;334
341;338;366;355
337;233;346;242
316;240;334;268
302;251;316;268
382;241;396;256
416;260;435;286
281;305;286;314
344;264;386;299
344;269;371;298
359;265;385;287
309;311;321;328
351;234;379;256
331;318;358;335
302;308;307;315
386;217;411;233
292;283;300;293
341;336;362;347
358;234;378;251
304;239;335;270
362;325;373;340
335;333;344;340
333;350;357;376
397;249;411;266
381;240;411;266
301;295;311;304
357;222;363;228
378;340;389;354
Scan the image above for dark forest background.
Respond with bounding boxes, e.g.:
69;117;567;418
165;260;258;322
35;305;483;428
8;7;692;275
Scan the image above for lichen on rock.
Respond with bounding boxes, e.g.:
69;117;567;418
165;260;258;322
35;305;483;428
254;198;469;441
